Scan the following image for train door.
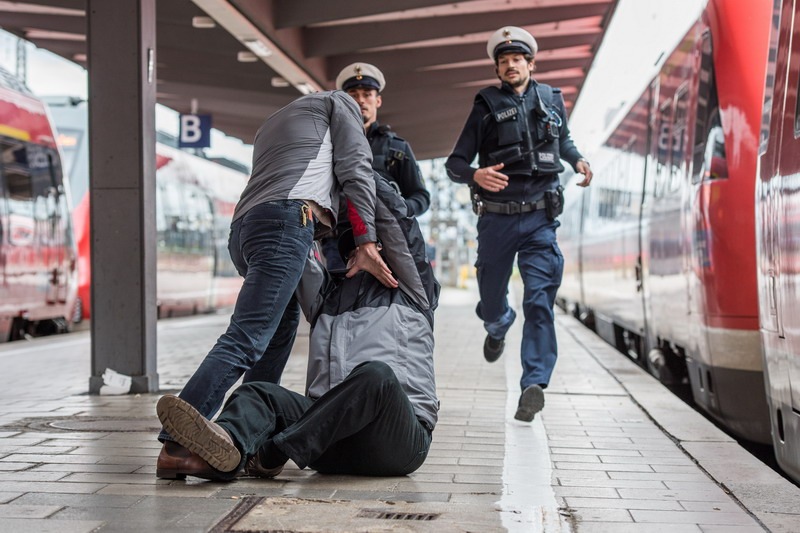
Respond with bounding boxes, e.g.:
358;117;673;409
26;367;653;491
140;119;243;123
640;79;660;354
30;146;70;305
672;85;692;318
777;0;800;413
650;80;684;341
0;154;9;339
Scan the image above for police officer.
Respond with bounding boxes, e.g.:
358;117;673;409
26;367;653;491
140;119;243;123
335;63;430;217
445;27;593;422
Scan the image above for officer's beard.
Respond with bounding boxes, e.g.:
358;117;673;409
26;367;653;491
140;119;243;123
508;73;530;89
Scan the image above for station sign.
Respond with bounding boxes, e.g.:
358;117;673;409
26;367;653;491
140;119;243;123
179;113;211;148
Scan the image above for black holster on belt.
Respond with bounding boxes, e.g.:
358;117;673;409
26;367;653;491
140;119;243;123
470;186;485;216
544;185;564;221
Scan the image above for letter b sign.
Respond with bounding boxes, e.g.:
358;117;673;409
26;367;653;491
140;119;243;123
179;114;212;148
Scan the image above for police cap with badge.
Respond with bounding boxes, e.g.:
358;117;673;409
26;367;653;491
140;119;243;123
335;63;386;92
486;26;538;61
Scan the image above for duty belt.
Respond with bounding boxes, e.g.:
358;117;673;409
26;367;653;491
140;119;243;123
481;197;546;215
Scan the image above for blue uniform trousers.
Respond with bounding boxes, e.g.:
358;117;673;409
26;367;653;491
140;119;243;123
159;200;314;442
475;209;564;390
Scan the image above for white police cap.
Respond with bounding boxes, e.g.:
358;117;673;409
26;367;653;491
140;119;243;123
335;63;386;92
487;26;538;61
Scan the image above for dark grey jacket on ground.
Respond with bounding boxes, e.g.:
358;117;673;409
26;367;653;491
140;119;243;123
296;175;440;430
233;90;378;244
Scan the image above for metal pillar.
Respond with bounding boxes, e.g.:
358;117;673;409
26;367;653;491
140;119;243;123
87;0;159;393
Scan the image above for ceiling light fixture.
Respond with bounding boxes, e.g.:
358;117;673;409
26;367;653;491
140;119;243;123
237;51;259;62
243;39;272;57
297;82;316;95
192;16;216;28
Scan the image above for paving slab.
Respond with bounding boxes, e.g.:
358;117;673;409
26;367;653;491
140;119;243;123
0;282;795;531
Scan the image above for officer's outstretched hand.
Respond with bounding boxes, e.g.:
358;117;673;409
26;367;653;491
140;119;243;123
347;241;399;288
474;163;509;192
576;160;593;187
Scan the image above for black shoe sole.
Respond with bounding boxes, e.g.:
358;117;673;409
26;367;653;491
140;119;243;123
156;395;241;472
483;336;505;363
514;385;545;422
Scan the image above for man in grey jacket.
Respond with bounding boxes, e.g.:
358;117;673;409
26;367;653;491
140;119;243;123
156;91;398;479
156;175;439;479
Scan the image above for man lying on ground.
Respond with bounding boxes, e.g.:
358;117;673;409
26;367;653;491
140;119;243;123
156;175;440;479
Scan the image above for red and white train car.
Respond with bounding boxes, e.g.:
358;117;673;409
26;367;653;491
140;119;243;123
756;0;800;485
558;0;773;445
47;98;246;321
0;67;78;341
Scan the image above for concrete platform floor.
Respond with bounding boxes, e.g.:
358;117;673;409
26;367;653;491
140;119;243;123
0;284;798;532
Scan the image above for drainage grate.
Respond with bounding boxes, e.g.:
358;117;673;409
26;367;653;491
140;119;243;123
209;497;442;531
357;508;440;521
209;496;265;533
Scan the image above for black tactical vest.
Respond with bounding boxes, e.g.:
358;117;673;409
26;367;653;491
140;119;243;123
370;127;407;183
476;83;563;176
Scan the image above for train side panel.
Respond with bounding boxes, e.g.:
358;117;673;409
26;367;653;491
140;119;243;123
0;79;78;341
679;0;771;442
560;0;772;444
757;0;800;484
48;100;245;321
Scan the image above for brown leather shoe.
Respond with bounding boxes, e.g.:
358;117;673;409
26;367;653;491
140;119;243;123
239;448;285;479
156;441;225;480
156;394;241;472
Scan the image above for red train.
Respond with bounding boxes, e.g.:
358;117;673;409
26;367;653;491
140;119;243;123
756;0;800;485
0;67;78;341
46;97;247;322
558;0;774;450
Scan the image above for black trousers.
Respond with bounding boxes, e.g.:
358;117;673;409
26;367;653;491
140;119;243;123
215;361;432;477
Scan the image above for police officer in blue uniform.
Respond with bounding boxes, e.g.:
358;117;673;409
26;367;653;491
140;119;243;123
445;27;593;422
336;63;430;217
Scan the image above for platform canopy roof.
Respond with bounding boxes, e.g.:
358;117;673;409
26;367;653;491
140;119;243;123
0;0;617;160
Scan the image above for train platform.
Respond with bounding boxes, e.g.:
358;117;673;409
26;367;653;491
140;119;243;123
0;283;799;532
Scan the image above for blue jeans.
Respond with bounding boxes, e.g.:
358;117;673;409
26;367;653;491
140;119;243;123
475;210;564;390
159;200;314;442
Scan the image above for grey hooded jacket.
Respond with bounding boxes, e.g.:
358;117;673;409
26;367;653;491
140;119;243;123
233;91;378;244
296;175;440;430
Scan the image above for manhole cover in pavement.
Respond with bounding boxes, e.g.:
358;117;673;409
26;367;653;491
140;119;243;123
48;417;161;432
2;416;162;433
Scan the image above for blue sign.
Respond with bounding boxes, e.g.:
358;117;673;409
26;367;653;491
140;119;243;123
179;114;212;148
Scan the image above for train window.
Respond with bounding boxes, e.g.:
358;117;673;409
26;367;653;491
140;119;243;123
700;123;728;181
761;0;782;152
29;145;55;226
692;32;715;184
597;187;617;220
654;100;673;197
670;87;689;192
795;55;800;135
1;138;34;245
